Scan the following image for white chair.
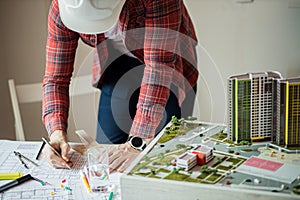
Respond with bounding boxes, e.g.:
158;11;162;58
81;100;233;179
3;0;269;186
8;75;100;141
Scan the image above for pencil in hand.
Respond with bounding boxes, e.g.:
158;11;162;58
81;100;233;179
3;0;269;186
41;137;71;169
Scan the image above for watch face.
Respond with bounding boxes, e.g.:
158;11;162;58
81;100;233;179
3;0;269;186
131;137;143;147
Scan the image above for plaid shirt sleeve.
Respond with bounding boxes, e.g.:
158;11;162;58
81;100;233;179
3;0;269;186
42;0;79;136
129;0;194;139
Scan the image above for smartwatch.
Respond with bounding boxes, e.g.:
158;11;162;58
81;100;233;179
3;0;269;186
127;136;147;151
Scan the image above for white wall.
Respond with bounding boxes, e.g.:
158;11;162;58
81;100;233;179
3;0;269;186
0;0;299;141
185;0;300;124
0;0;51;140
0;0;93;141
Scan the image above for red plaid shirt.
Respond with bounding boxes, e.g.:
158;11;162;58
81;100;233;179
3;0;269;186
43;0;198;139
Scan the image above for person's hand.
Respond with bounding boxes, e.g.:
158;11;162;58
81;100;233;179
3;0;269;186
108;143;140;173
42;130;73;169
108;138;152;173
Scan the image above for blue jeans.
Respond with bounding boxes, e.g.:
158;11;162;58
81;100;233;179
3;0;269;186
96;54;196;144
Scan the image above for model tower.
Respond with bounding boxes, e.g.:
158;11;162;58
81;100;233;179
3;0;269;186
227;71;282;143
274;77;300;147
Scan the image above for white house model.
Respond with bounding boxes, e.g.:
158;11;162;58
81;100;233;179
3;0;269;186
176;152;197;171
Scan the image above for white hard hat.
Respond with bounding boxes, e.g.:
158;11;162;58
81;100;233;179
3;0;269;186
58;0;126;34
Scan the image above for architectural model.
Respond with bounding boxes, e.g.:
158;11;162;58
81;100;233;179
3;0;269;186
275;77;300;147
121;71;300;200
121;117;300;200
227;71;300;147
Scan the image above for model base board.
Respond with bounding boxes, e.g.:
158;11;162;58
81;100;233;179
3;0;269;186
121;118;300;200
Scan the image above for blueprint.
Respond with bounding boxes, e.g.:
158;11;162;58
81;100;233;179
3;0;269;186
0;140;121;200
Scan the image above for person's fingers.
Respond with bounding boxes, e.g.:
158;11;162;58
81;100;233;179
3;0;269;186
117;159;131;173
108;143;132;163
45;152;73;169
108;149;114;157
60;142;70;162
42;133;71;169
109;150;122;164
47;157;65;168
109;150;139;172
109;156;126;173
42;145;67;168
119;152;139;171
51;159;73;169
66;161;73;168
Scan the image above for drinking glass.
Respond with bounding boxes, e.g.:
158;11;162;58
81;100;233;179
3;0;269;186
87;146;109;194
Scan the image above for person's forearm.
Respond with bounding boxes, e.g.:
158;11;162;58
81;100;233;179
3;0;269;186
42;77;70;136
129;0;184;138
43;0;79;136
130;72;172;139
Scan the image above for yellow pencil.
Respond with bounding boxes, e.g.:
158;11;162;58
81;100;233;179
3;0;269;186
80;170;91;193
0;172;23;180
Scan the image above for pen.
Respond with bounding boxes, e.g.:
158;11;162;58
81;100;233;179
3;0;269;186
36;141;46;160
0;174;32;193
0;172;23;180
41;137;71;169
32;176;51;186
80;170;91;193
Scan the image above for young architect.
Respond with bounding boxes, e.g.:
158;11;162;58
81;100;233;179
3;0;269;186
42;0;198;172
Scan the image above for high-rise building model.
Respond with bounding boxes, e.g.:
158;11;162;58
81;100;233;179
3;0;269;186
227;71;300;147
274;77;300;147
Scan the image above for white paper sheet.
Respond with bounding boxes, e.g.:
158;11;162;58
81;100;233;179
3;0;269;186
0;140;121;200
